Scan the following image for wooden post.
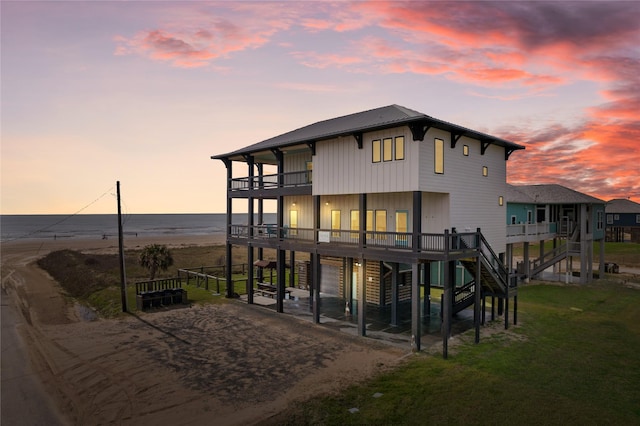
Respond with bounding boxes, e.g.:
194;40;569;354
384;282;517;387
357;259;366;337
423;263;431;320
391;262;399;327
117;181;127;313
312;253;320;324
411;262;421;352
442;230;450;359
277;248;285;313
474;229;482;343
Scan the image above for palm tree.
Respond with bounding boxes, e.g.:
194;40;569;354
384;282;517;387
138;244;174;280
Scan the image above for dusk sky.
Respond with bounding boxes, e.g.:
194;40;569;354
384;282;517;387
2;1;639;214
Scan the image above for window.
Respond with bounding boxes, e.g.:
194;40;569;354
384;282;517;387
597;211;603;230
614;214;620;220
396;211;408;246
366;210;374;238
383;138;393;161
511;216;517;225
331;210;341;237
463;145;469;156
636;214;640;224
289;210;298;236
372;139;381;163
482;166;488;177
350;210;359;238
373;135;404;163
394;136;405;160
434;138;444;174
499;196;504;206
527;210;533;224
375;210;387;240
306;161;313;183
607;214;613;224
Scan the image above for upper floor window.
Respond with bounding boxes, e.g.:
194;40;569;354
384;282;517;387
372;140;381;163
607;214;613;224
350;210;359;238
306;161;313;183
636;214;640;224
373;136;405;163
383;138;393;161
434;138;444;174
331;210;341;237
597;211;603;230
395;136;405;160
376;209;387;240
290;210;298;236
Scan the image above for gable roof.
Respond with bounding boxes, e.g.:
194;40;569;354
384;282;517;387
508;184;605;205
606;198;640;213
212;104;524;161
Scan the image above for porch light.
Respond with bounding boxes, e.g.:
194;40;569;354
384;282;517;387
325;202;329;206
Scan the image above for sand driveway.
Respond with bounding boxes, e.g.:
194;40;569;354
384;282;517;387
1;237;406;425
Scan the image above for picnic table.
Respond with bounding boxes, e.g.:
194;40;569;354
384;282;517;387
255;282;291;299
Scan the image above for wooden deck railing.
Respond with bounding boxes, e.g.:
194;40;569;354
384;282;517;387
228;224;479;254
230;170;311;192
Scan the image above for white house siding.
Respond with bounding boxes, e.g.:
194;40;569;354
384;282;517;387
313;126;419;196
422;192;450;234
285;193;426;234
418;129;507;253
283;195;314;229
283;152;312;173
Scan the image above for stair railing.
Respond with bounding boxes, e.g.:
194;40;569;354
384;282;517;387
478;231;510;291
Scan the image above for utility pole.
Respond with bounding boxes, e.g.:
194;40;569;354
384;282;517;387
117;181;128;312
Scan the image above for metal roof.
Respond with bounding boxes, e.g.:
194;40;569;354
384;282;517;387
509;184;605;205
212;104;524;161
606;198;640;213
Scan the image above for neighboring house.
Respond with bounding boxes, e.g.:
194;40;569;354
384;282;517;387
212;104;525;355
605;198;640;243
505;184;606;284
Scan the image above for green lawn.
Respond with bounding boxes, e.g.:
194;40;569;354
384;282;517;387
266;280;640;425
511;241;640;267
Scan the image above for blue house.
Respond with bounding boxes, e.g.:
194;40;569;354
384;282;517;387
605;198;640;243
505;184;606;284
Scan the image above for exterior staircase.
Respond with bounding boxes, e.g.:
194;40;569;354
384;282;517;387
528;223;580;278
453;233;513;314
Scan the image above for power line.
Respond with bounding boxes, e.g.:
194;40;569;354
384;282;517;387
4;186;115;242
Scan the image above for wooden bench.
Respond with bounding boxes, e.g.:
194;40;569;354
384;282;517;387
135;279;188;311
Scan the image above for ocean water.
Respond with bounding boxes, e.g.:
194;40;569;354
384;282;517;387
0;213;276;242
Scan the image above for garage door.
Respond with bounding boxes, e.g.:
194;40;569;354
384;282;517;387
320;264;340;296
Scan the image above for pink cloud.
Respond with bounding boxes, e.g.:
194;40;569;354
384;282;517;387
111;1;639;200
114;4;291;68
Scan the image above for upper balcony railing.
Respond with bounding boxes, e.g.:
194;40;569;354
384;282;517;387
228;224;478;255
230;171;312;192
506;222;557;238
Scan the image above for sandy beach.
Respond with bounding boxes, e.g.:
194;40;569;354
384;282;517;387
1;235;407;425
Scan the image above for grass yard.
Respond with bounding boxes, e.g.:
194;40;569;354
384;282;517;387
511;241;640;267
266;280;640;425
37;245;296;317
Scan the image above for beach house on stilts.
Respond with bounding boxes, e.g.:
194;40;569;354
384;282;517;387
212;105;525;357
505;184;606;284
